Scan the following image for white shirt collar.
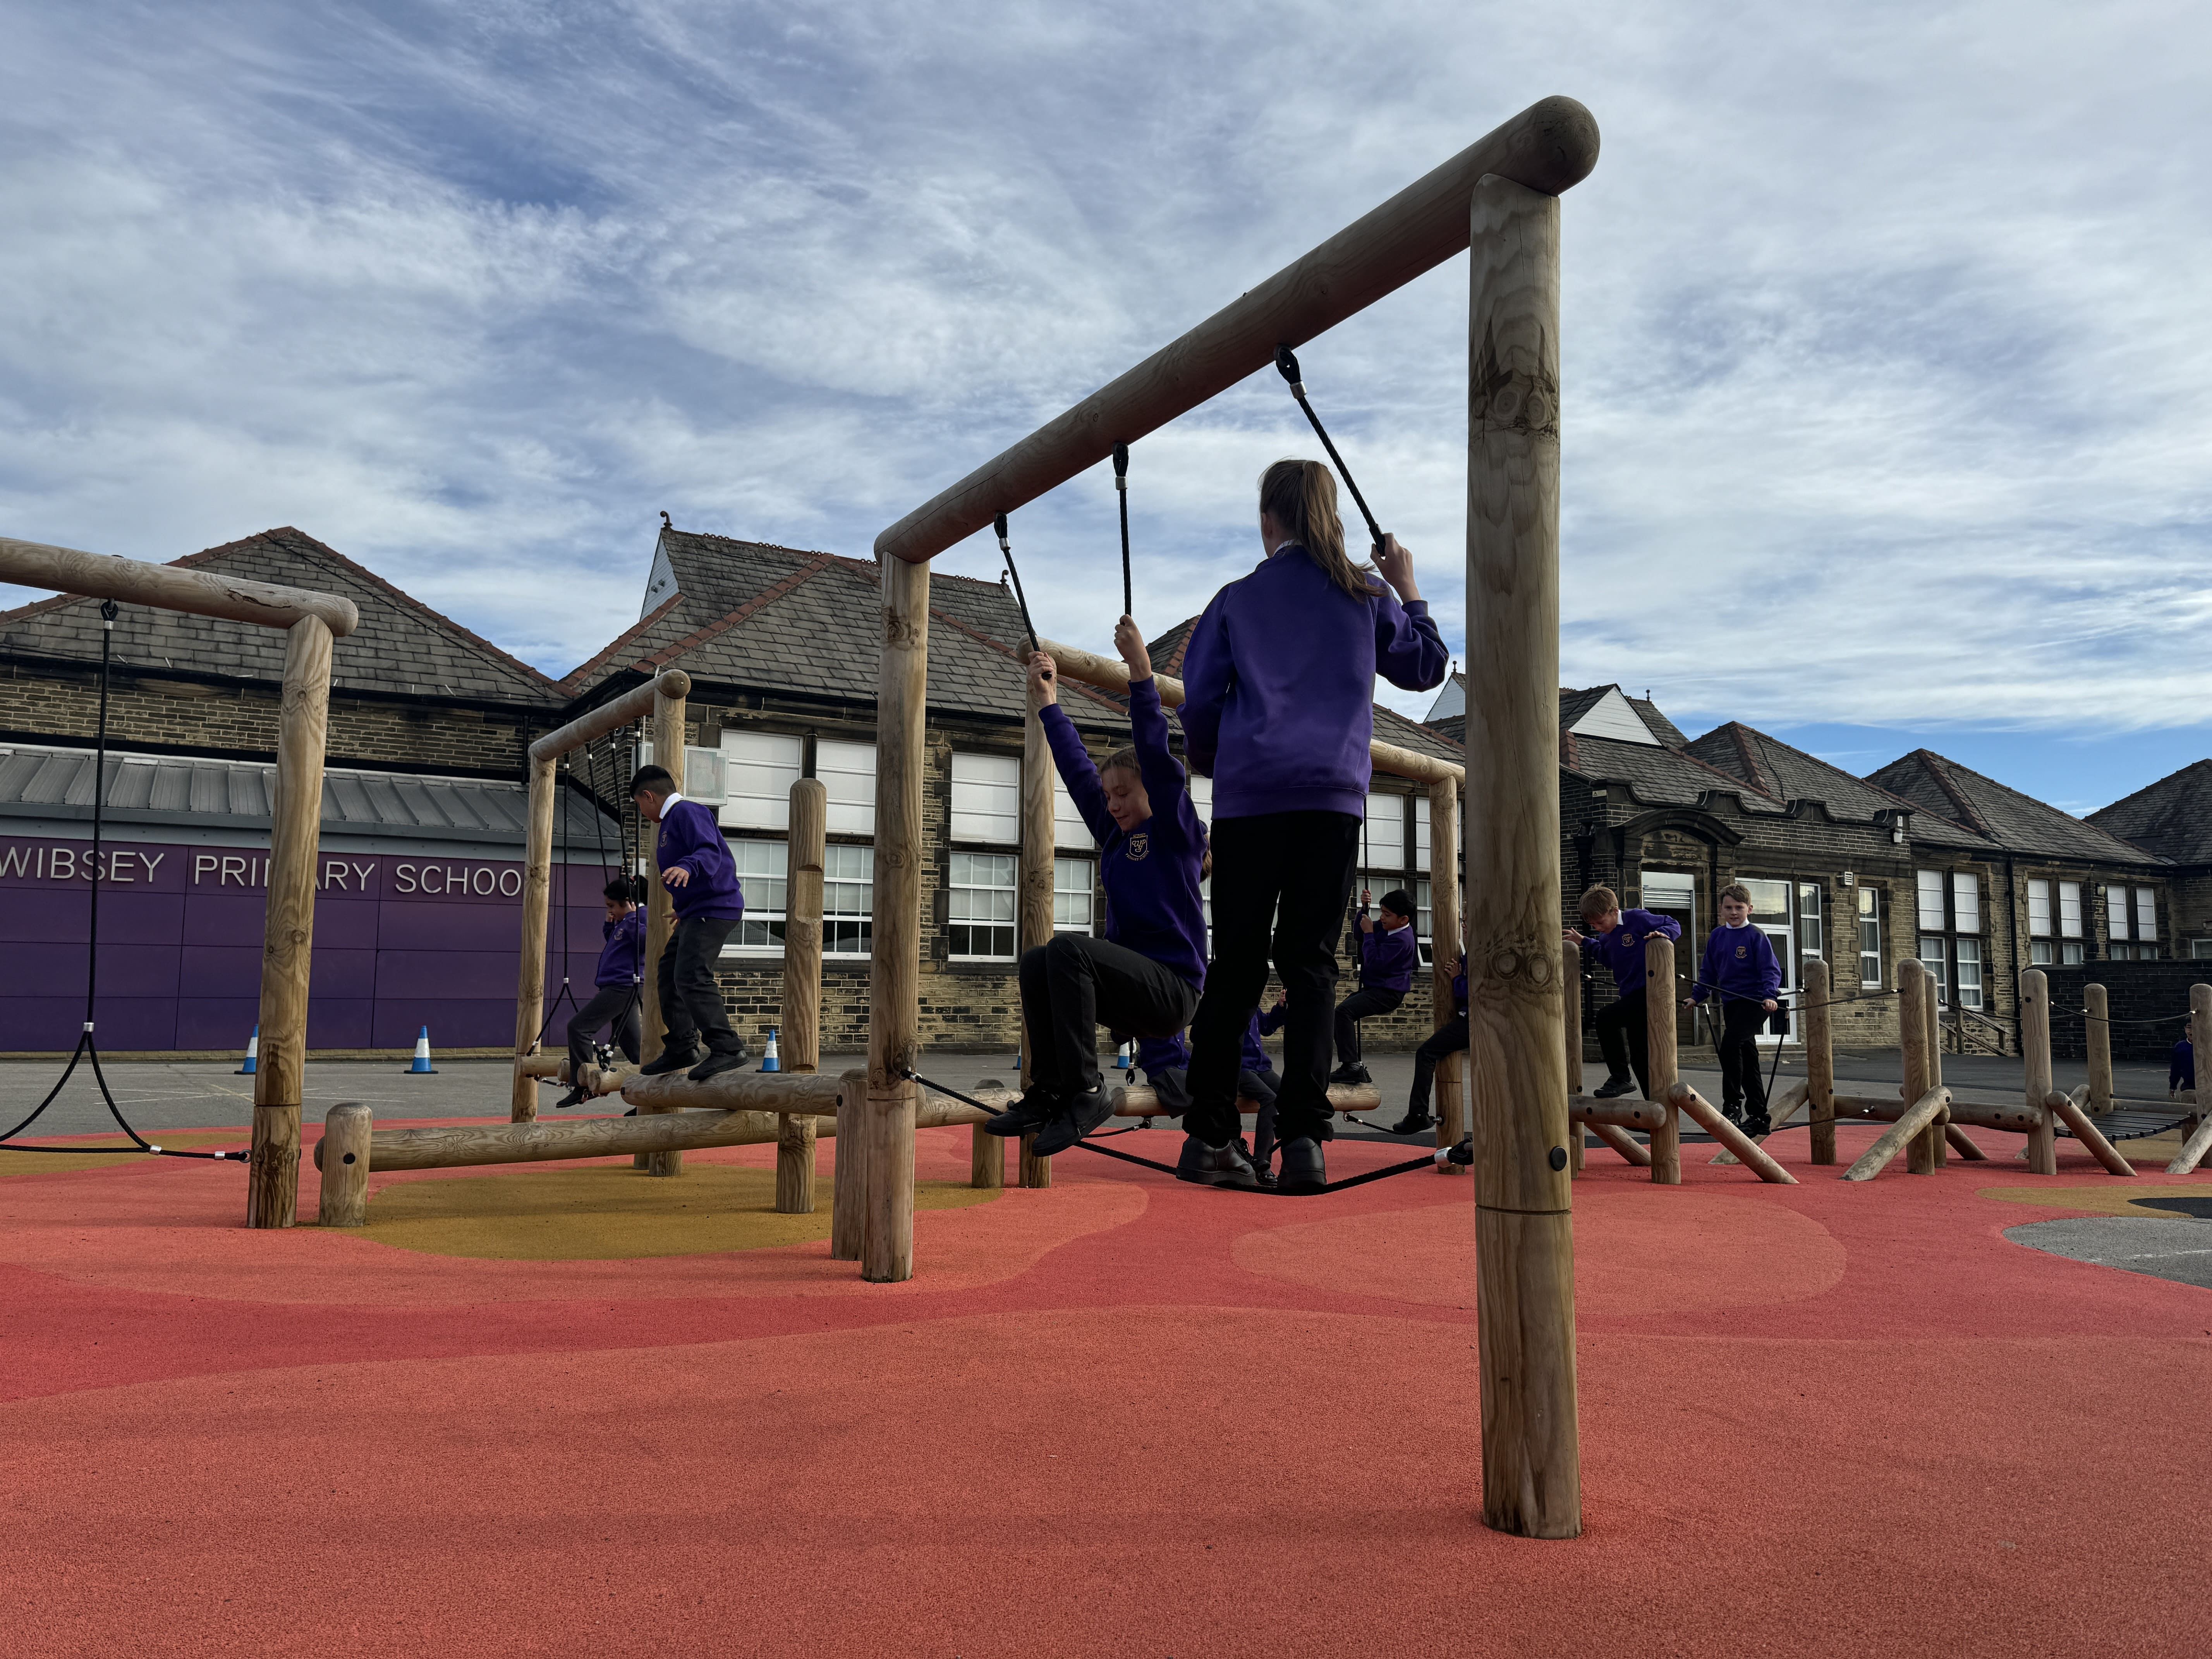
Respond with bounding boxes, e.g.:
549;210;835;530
661;791;687;811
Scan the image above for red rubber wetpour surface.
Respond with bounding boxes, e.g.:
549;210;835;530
3;1118;2209;1657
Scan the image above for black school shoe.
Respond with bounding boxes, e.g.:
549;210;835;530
1175;1136;1260;1189
1591;1074;1637;1099
638;1043;706;1077
1031;1085;1117;1156
1741;1109;1772;1139
1276;1137;1328;1194
553;1086;589;1110
687;1046;752;1082
984;1088;1060;1138
1328;1062;1372;1087
1389;1110;1435;1136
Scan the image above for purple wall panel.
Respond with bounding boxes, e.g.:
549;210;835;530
174;998;262;1051
178;946;263;1000
374;949;518;1000
373;999;513;1049
0;944;182;1000
306;997;374;1049
0;996;179;1051
17;889;187;946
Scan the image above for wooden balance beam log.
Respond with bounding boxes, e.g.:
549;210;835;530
1565;1096;1668;1168
2044;1088;2135;1177
1110;1082;1383;1117
515;1054;637;1096
1709;1080;1811;1166
1841;1087;1952;1182
1662;1084;1797;1184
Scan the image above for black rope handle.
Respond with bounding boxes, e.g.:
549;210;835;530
994;513;1039;658
1112;442;1132;620
1275;344;1385;557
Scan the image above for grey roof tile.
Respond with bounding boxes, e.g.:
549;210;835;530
2089;760;2212;864
1867;750;2163;866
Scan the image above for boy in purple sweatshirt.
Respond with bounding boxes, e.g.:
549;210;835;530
986;615;1207;1156
1330;886;1420;1085
553;876;647;1108
1683;881;1783;1132
1562;884;1681;1102
1391;946;1468;1138
1175;458;1446;1193
630;764;749;1081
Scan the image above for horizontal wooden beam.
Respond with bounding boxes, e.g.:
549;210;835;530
0;536;361;637
1109;1081;1379;1116
1586;1122;1650;1167
1565;1095;1669;1130
1039;639;1464;786
1831;1092;2041;1134
874;96;1599;564
529;669;691;765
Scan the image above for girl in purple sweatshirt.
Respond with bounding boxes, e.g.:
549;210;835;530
1173;458;1447;1193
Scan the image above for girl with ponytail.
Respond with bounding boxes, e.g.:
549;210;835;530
1172;458;1446;1192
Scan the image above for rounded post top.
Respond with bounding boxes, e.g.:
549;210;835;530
1503;95;1601;198
654;668;692;701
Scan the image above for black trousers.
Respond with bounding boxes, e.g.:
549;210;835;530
1594;994;1652;1097
1242;1068;1279;1164
1333;985;1405;1065
1407;1014;1468;1114
567;984;642;1079
1018;933;1198;1097
656;915;741;1057
1187;811;1362;1149
1717;998;1771;1113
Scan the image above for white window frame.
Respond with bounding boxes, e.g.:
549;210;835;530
1950;871;1980;935
1919;935;1947;999
2136;887;2158;942
823;844;873;958
2192;939;2212;961
1362;792;1407;874
1187;774;1212;834
2027;878;2052;939
817;739;877;837
2106;884;2127;942
1797;881;1824;963
1415;877;1434;968
1415;804;1431;874
947;850;1018;962
2059;880;2083;940
719;731;805;832
724;837;789;955
1858;888;1882;988
950;751;1020;847
1917;869;1945;932
1053;855;1094;935
1051;772;1095;851
1954;937;1983;1010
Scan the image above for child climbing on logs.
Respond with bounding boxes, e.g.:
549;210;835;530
1390;950;1467;1137
630;764;750;1081
1683;881;1781;1135
553;876;646;1108
1175;457;1447;1193
1562;885;1679;1103
1331;886;1420;1084
986;616;1207;1156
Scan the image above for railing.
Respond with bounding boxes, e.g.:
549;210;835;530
1939;997;2011;1057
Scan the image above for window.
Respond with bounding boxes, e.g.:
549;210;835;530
1415;878;1434;968
1797;882;1823;961
1415;801;1436;873
1919;936;1947;999
2028;879;2052;938
948;851;1017;960
2136;888;2158;941
1187;774;1212;831
950;752;1020;845
1362;793;1406;872
726;839;788;953
2193;939;2212;960
1917;869;1945;930
1053;773;1094;850
720;732;804;831
824;845;873;957
1950;872;1980;934
1858;888;1883;988
2059;881;2083;939
2106;885;2126;942
1954;938;1982;1010
2063;942;2084;965
817;739;876;837
1053;855;1094;934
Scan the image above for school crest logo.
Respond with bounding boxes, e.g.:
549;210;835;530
1126;832;1150;862
1622;933;1638;946
1735;945;1747;959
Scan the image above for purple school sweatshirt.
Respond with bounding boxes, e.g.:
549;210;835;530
653;796;745;924
1242;1010;1274;1076
1179;544;1447;820
1690;922;1783;1005
1138;1033;1188;1074
1578;908;1681;995
1358;920;1420;993
1040;677;1208;989
595;909;646;986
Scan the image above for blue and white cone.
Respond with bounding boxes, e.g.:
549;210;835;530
235;1024;259;1076
402;1026;438;1075
1115;1041;1132;1071
761;1027;781;1073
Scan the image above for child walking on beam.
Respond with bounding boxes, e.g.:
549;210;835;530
629;764;750;1081
986;616;1207;1156
1562;885;1680;1103
1683;881;1782;1135
1330;885;1419;1084
1175;457;1447;1193
553;876;647;1108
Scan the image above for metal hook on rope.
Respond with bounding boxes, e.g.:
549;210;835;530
994;512;1041;659
1274;343;1388;558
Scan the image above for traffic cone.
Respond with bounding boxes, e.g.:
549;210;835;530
235;1025;259;1075
761;1027;781;1073
401;1026;439;1075
1116;1040;1132;1071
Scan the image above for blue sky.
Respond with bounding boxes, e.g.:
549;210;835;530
1;1;2205;817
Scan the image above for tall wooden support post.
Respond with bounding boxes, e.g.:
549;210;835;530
1899;959;1935;1174
863;556;927;1281
830;1069;868;1261
1804;957;1836;1164
1429;778;1467;1173
2194;985;2212;1123
248;615;335;1229
1644;935;1680;1185
636;675;692;1177
317;1103;371;1227
2085;983;2114;1116
1922;967;1948;1168
1465;173;1580;1540
1562;933;1585;1172
1015;676;1054;1190
511;754;558;1123
777;779;827;1213
2021;968;2056;1175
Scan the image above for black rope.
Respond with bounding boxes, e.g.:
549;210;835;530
1;601;237;1162
1112;441;1132;620
1274;344;1385;556
530;750;585;1053
993;513;1039;656
905;1070;1441;1195
2065;1007;2195;1027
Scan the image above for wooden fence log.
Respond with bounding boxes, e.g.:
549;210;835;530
1013;672;1054;1191
1944;1125;1989;1160
2085;983;2114;1116
0;535;360;636
2045;1089;2135;1177
1899;959;1936;1175
830;1071;869;1261
1586;1121;1652;1166
1711;1080;1809;1165
1804;957;1836;1165
1563;943;1585;1172
2021;968;2056;1176
511;753;558;1124
635;677;691;1178
1664;1083;1797;1184
777;779;828;1214
1645;934;1680;1185
316;1103;371;1227
1921;967;1948;1170
1843;1086;1952;1182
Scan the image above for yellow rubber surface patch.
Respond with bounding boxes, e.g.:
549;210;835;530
1979;1182;2210;1219
361;1163;999;1261
0;1130;249;1176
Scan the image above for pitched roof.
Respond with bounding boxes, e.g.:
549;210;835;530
0;528;562;705
1560;728;1791;814
1146;617;1201;679
1685;724;1992;850
1373;704;1465;767
1867;749;2164;866
1628;696;1687;748
2088;760;2212;865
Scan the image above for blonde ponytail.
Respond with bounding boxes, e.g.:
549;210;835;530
1257;459;1372;600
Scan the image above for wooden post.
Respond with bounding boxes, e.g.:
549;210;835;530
248;615;335;1229
317;1102;371;1227
1563;934;1584;1173
1804;957;1836;1165
1920;962;1948;1169
830;1070;869;1260
2021;967;2056;1176
863;555;927;1281
1899;958;1936;1174
511;754;558;1123
1645;934;1680;1185
776;779;827;1213
1429;778;1466;1173
2164;986;2212;1175
2085;983;2114;1116
633;675;692;1176
1015;675;1054;1191
1465;173;1580;1540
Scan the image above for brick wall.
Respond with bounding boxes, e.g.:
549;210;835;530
2044;962;2204;1063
